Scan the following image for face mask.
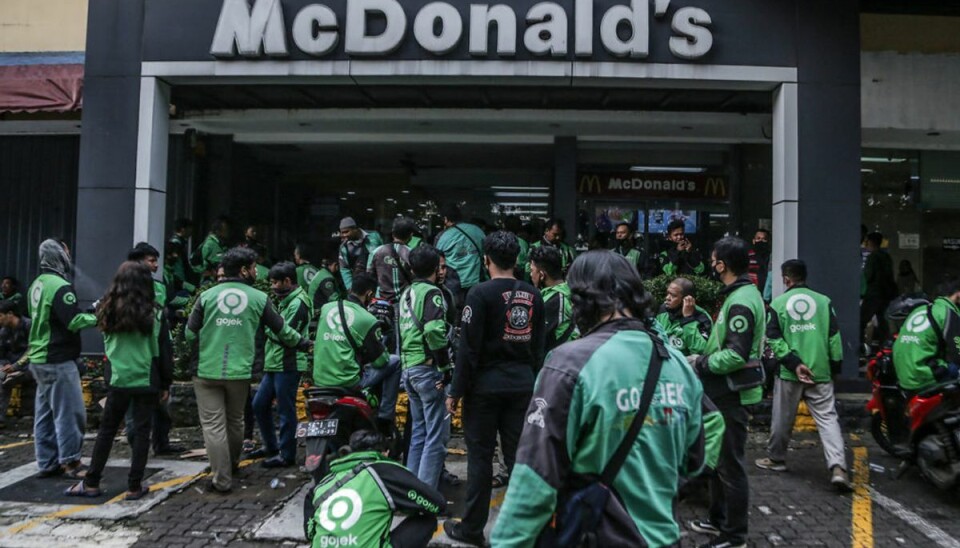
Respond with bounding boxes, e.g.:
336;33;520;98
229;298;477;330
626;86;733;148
273;286;293;298
754;241;770;254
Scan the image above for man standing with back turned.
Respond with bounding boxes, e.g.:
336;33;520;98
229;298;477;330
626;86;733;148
756;259;851;490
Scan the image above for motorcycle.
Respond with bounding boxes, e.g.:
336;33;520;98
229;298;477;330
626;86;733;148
866;297;960;491
297;386;401;483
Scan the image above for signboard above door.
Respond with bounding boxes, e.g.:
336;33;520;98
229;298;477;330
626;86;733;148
577;171;728;201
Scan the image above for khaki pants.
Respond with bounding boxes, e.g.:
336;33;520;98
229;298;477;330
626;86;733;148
767;377;847;471
194;377;250;490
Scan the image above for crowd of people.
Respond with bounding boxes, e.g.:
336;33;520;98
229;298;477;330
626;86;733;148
2;206;959;548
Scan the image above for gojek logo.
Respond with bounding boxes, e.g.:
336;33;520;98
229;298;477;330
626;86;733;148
729;315;749;334
216;289;249;326
318;488;363;534
326;306;355;330
904;312;931;334
30;282;43;310
786;294;817;322
304;268;318;284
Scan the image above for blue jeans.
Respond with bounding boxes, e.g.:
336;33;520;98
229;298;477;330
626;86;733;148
402;365;446;488
30;361;86;470
361;355;401;421
252;371;300;462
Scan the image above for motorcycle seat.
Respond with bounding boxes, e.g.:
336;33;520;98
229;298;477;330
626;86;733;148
304;386;358;399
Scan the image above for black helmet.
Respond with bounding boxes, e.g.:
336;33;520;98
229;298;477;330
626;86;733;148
885;296;929;322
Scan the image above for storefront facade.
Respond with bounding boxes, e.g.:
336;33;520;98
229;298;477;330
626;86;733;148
69;0;862;372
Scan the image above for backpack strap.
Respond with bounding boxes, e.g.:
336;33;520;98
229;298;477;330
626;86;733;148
599;331;667;485
386;244;413;286
927;304;946;357
451;225;488;281
338;299;363;366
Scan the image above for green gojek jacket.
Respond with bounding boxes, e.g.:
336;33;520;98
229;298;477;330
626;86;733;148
527;239;577;276
893;297;960;391
185;279;303;380
613;244;643;272
162;265;192;310
102;309;173;392
435;223;486;289
306;451;445;548
516;238;530;279
659;248;706;277
255;263;270;282
307;267;343;315
196;233;227;274
339;231;384;291
264;287;313;373
297;263;320;292
313;298;389;388
655;305;712;357
27;272;97;364
697;276;766;406
397;281;450;370
767;285;843;383
541;282;577;353
491;319;706;547
153;279;167;308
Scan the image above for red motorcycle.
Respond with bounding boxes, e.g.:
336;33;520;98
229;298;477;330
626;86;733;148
868;354;960;490
297;387;400;482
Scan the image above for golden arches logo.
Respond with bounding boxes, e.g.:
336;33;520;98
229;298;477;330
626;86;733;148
578;175;602;194
704;177;727;198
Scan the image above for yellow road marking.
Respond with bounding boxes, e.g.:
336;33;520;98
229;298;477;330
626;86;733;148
851;446;873;548
0;457;260;537
0;441;32;451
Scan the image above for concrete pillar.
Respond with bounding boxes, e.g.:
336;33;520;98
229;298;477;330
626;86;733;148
134;77;171;263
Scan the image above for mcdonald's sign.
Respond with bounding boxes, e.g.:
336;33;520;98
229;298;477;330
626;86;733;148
576;171;729;201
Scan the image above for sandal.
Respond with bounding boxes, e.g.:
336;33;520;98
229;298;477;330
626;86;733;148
63;463;87;479
492;472;510;489
124;486;150;501
64;481;102;498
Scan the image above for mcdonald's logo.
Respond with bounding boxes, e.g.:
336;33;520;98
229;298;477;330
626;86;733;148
704;177;727;198
579;174;603;194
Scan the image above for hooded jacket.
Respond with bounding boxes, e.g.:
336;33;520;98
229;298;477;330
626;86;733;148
27;240;96;363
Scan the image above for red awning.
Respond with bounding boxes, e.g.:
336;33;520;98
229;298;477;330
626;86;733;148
0;63;83;113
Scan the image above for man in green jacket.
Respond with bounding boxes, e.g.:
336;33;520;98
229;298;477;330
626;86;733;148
756;260;851;491
492;250;707;548
892;278;960;393
1;277;25;317
656;277;712;356
399;245;451;489
529;245;577;353
307;239;345;314
504;216;530;280
194;217;230;282
186;247;311;492
313;273;400;427
658;220;706;277
304;430;445;548
339;217;384;291
527;219;577;277
27;239;97;478
294;243;320;291
688;237;765;548
613;222;645;273
250;262;313;469
435;204;486;300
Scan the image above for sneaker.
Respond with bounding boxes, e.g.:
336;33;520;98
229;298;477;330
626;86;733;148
244;447;277;460
242;439;256;453
688;519;721;537
261;455;294;469
697;537;746;548
755;457;788;472
154;444;186;456
831;466;853;492
443;520;487;547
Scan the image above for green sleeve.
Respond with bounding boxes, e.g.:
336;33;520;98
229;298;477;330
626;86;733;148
680;318;709;355
707;305;756;375
201;239;221;268
67;313;97;331
339;246;353;290
422;291;449;352
702;407;725;470
828;306;843;363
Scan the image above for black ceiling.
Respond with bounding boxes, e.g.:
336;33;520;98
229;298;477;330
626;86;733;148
172;85;772;115
861;0;960;16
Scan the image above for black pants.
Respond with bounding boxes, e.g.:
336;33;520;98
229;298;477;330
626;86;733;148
709;400;749;544
461;392;530;538
860;297;891;345
244;388;255;440
391;514;437;548
87;390;159;491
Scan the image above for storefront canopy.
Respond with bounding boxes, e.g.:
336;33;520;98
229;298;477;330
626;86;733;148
0;53;84;113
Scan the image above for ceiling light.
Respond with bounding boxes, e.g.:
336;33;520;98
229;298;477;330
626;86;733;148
490;186;550;191
494;192;550;198
861;157;907;163
861;169;874;174
629;166;706;173
347;191;356;195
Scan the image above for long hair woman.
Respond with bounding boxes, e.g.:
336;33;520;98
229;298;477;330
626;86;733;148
65;261;173;499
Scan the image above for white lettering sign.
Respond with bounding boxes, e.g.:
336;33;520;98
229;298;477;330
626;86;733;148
211;0;715;61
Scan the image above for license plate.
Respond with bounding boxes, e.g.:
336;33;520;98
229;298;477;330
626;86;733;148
297;419;338;438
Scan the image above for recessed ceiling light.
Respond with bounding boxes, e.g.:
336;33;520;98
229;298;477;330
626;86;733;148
927;131;941;137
